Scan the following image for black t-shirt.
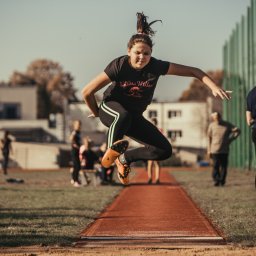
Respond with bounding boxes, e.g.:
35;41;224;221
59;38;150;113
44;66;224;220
1;137;11;154
71;130;81;151
103;55;170;113
247;87;256;120
80;149;99;169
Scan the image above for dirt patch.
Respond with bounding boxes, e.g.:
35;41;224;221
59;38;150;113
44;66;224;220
0;246;256;256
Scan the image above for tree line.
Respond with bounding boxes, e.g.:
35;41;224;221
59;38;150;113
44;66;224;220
1;59;223;119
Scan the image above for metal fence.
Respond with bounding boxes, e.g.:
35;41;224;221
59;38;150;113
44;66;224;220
223;0;256;170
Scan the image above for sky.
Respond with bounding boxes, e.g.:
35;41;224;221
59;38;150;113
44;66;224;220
0;0;251;102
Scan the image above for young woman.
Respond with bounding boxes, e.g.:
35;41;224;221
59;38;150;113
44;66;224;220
82;12;230;185
70;120;82;187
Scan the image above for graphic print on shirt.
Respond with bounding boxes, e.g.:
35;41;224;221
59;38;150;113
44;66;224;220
118;80;153;98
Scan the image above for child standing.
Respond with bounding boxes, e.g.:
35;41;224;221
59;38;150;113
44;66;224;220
79;136;98;185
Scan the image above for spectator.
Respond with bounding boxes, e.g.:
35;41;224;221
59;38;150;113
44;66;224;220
207;112;240;186
246;86;256;187
70;120;82;187
0;131;13;176
147;118;161;184
79;136;98;185
96;142;115;185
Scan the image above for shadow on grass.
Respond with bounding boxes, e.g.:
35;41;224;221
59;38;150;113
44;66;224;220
228;235;256;246
0;207;97;246
0;207;96;218
0;234;76;247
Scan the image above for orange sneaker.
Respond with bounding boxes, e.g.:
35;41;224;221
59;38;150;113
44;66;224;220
101;139;129;168
115;157;131;185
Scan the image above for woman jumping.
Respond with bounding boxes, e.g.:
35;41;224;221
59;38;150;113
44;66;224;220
82;12;230;185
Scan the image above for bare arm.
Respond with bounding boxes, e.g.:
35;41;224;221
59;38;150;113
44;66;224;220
246;111;255;126
81;72;111;117
167;63;230;100
230;127;241;141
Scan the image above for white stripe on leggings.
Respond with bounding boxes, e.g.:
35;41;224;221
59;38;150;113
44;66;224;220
101;102;120;148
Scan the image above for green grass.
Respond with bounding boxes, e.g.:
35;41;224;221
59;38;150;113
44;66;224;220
0;169;122;246
1;168;255;248
171;168;256;246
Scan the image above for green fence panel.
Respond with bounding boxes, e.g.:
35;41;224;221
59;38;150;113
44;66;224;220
223;0;256;170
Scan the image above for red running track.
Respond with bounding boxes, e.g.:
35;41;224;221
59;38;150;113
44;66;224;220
79;168;224;247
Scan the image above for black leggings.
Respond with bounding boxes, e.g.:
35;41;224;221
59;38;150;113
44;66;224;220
99;101;172;164
211;153;228;185
2;152;9;175
71;149;80;182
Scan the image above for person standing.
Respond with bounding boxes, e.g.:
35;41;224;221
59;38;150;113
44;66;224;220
147;117;161;184
246;86;256;187
79;136;98;185
207;112;240;186
96;142;115;185
70;120;82;187
82;12;231;185
0;131;13;176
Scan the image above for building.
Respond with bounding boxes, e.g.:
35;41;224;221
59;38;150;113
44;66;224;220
144;101;210;149
0;85;65;142
0;85;68;169
0;83;212;167
144;101;211;164
69;100;212;164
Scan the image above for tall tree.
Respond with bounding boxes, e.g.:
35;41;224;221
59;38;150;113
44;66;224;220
9;59;77;118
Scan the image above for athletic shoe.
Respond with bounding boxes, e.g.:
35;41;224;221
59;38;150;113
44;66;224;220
115;157;131;185
147;178;152;184
101;139;129;168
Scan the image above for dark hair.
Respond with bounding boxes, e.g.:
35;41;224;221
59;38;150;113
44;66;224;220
127;12;162;50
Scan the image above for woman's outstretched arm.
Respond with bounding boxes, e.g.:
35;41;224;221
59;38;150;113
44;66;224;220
167;63;230;100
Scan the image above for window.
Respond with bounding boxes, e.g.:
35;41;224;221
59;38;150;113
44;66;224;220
0;103;21;119
167;130;183;139
148;110;157;118
168;110;182;118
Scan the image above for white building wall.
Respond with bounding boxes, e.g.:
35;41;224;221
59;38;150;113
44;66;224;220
0;86;37;119
68;101;209;150
144;102;209;149
68;103;106;133
11;142;60;169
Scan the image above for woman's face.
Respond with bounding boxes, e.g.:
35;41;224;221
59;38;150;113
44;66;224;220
74;121;81;130
128;42;152;70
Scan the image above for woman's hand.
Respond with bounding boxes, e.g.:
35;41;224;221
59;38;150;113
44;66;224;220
211;87;231;100
88;113;98;118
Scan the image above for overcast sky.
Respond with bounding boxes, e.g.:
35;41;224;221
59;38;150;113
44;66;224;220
0;0;251;101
